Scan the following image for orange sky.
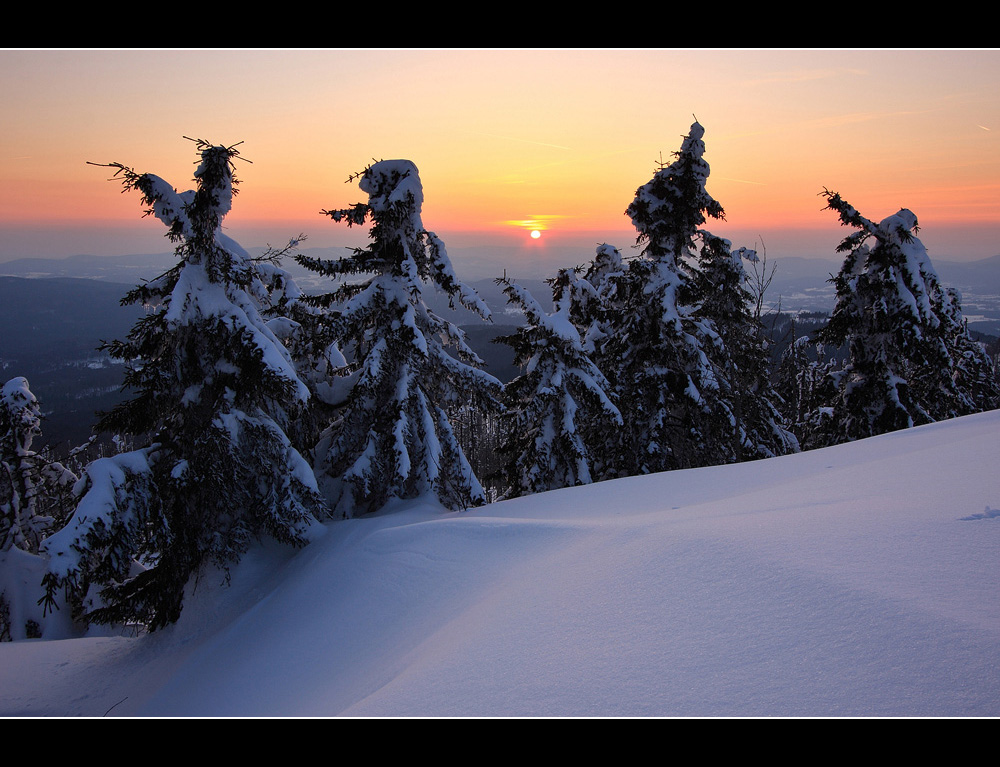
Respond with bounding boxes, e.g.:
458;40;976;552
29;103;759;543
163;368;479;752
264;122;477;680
2;49;999;273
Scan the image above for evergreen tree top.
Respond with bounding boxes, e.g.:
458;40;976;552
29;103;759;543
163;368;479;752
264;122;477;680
94;139;242;244
821;191;943;328
626;121;725;265
822;189;920;254
586;244;625;284
1;376;41;454
303;160;491;319
499;277;585;352
358;159;424;215
89;138;314;430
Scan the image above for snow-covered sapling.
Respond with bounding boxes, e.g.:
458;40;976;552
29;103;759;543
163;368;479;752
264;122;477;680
1;377;78;640
1;377;76;555
494;273;622;497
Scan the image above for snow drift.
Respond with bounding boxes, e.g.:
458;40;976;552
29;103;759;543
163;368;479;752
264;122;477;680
2;409;998;717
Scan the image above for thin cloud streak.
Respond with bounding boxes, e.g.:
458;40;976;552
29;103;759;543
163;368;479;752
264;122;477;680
740;67;868;87
473;132;573;151
806;108;934;130
716;176;767;186
501;214;572;230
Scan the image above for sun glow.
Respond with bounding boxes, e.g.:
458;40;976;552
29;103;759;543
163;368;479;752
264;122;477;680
503;214;569;240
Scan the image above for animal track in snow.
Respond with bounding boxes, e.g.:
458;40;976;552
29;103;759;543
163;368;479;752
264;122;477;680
960;506;1000;521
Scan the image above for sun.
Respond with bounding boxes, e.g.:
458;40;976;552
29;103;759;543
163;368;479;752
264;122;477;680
530;229;541;239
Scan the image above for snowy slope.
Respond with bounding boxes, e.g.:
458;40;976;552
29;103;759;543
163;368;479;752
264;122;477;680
2;410;999;717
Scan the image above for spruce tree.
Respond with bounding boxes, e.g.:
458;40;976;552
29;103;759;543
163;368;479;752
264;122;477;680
1;377;79;641
689;235;798;461
296;160;502;517
41;139;327;630
493;274;622;498
605;121;735;474
576;244;626;375
934;285;1000;414
817;192;999;441
1;377;76;555
251;240;347;456
773;332;840;451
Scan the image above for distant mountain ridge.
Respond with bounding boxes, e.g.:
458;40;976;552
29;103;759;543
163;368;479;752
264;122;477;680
0;252;177;281
5;249;999;305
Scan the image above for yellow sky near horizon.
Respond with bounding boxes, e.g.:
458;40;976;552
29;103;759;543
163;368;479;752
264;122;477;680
2;49;999;263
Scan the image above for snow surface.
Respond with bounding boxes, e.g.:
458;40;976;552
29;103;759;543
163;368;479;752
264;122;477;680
3;410;1000;717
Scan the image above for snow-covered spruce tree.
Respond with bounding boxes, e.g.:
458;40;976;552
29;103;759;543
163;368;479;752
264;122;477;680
689;234;798;461
1;377;77;641
493;274;622;498
773;333;841;451
935;285;1000;413
604;121;741;474
573;244;626;376
295;160;502;517
249;238;348;456
1;377;76;555
816;192;999;442
41;140;327;631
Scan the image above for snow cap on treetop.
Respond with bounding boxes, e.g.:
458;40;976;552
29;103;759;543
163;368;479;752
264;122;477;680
879;209;918;242
681;121;710;177
685;120;705;143
192;142;236;221
2;376;35;408
359;160;424;215
2;376;41;452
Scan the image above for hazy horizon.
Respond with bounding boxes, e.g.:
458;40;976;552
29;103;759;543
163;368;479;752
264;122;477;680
2;220;998;282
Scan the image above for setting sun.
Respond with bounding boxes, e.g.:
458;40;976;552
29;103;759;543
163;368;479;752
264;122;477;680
530;230;541;239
